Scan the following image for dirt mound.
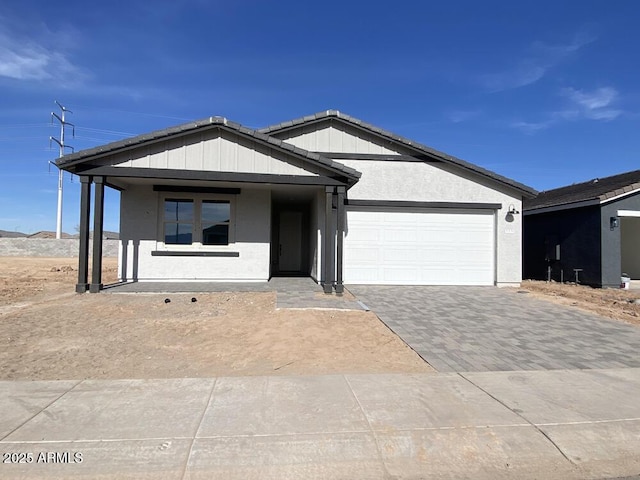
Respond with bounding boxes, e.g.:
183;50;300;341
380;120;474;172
521;280;640;326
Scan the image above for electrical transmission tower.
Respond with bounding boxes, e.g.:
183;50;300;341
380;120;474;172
50;101;75;240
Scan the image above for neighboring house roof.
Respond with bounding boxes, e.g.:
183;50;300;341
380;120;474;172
525;169;640;213
56;116;361;182
260;110;537;198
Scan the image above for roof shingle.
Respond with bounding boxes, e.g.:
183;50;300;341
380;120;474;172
524;169;640;211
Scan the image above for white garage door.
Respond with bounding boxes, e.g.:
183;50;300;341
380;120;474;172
344;208;495;285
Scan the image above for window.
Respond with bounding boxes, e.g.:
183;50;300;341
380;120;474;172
202;201;230;245
162;197;231;246
164;199;194;244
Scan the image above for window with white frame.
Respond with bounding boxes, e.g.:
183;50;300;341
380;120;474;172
163;197;232;246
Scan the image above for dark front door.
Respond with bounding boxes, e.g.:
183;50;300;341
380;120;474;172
278;211;303;272
271;202;310;276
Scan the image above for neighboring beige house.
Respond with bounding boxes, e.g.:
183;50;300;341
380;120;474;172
56;110;536;293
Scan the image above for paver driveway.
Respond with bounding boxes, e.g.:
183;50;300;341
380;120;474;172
348;286;640;372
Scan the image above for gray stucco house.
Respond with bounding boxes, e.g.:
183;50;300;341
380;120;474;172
523;170;640;287
56;110;537;293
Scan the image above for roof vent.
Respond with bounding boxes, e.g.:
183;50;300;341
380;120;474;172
593;178;599;183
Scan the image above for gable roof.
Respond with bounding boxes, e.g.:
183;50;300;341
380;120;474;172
56;116;361;182
260;110;537;198
524;169;640;213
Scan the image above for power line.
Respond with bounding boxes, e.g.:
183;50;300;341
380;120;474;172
76;126;135;137
0;123;54;129
65;103;191;121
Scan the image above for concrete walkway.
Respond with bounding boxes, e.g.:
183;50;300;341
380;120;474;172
1;369;640;479
349;285;640;372
105;277;365;310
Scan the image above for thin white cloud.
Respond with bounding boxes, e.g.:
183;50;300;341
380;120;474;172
446;109;481;123
481;62;547;91
511;86;623;134
510;120;554;134
561;87;622;120
480;32;595;92
0;18;86;83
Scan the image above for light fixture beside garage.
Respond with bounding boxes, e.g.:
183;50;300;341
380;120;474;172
610;216;619;229
505;204;519;223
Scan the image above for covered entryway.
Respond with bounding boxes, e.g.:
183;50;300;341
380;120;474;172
344;207;495;285
270;189;315;277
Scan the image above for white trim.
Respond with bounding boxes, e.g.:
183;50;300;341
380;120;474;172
600;187;640;205
618;210;640;217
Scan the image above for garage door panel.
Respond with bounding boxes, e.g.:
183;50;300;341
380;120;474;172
383;247;422;262
344;209;495;285
347;267;380;283
384;267;420;283
384;228;418;242
346;227;380;242
348;247;380;263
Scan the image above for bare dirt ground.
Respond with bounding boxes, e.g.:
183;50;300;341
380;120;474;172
520;280;640;326
0;257;430;380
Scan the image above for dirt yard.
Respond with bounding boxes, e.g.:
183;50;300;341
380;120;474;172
4;257;639;381
0;257;430;380
520;280;640;326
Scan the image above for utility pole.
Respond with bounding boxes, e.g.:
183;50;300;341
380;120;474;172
50;101;74;239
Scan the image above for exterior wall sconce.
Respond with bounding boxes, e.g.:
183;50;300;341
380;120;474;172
507;204;520;215
610;216;619;229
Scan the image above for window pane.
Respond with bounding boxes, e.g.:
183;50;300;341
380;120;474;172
164;199;194;222
202;224;229;245
202;201;230;224
165;223;193;244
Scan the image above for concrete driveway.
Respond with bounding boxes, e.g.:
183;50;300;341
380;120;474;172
348;285;640;372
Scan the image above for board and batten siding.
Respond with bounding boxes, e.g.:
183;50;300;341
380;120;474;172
275;124;402;155
108;130;318;176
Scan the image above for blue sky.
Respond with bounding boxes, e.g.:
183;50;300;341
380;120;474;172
1;0;639;233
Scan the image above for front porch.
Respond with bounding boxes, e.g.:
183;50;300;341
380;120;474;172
102;277;365;310
74;175;349;295
53;116;360;295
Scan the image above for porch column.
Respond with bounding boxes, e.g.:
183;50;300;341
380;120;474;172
76;176;92;293
335;186;346;294
323;186;335;294
89;176;105;293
